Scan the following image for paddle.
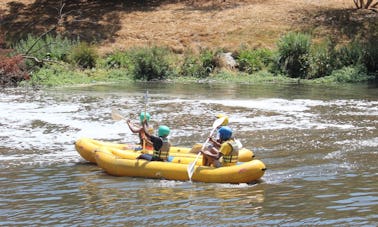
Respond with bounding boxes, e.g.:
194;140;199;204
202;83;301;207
111;108;126;121
187;116;226;182
112;91;149;150
142;90;149;151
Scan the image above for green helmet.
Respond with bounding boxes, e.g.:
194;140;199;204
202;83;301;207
158;125;170;137
139;112;151;123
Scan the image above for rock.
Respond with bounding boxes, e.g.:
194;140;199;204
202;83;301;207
216;52;238;70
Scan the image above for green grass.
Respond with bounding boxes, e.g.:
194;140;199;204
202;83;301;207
13;32;376;88
21;63;133;87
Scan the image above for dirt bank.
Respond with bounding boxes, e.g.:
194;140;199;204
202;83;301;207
1;0;376;54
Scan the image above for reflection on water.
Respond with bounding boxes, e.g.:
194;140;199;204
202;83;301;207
0;83;377;225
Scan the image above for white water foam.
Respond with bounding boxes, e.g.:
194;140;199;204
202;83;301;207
1;93;376;167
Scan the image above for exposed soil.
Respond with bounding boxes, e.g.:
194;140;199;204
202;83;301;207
1;0;377;54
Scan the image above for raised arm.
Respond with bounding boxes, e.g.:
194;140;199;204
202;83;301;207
127;119;140;133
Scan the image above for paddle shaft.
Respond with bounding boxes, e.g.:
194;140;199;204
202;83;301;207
142;91;148;151
187;116;226;181
191;127;217;170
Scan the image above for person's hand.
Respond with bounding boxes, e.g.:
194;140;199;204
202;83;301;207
126;119;131;123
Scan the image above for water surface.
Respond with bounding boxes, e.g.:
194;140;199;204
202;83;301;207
1;83;377;226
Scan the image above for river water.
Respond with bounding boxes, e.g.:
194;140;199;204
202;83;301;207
0;82;377;226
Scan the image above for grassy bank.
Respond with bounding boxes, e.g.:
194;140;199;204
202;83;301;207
1;31;377;87
1;1;377;87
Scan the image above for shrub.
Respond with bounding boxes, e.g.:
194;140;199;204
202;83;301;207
335;41;363;68
68;42;98;69
236;47;273;74
180;49;217;78
0;54;30;86
199;49;217;75
361;42;378;74
103;50;133;69
308;40;335;79
13;34;77;67
131;46;173;81
328;65;372;83
1;36;29;86
334;40;377;76
276;32;311;78
181;53;207;78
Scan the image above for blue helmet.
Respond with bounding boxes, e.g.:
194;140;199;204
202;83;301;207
218;126;232;141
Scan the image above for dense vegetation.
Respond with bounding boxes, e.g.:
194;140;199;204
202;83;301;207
1;0;377;87
0;31;377;87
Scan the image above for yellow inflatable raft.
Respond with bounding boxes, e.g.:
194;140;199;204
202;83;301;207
75;137;255;164
100;146;204;165
95;150;266;183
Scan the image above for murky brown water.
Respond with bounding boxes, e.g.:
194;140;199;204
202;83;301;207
1;82;377;226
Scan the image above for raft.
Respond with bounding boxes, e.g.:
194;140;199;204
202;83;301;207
75;137;255;164
95;150;266;183
101;146;205;165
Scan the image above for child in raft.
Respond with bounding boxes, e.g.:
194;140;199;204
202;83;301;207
201;126;239;168
126;112;154;151
137;123;171;162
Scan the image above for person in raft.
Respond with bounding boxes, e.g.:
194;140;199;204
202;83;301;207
126;112;154;151
137;124;171;161
201;126;239;168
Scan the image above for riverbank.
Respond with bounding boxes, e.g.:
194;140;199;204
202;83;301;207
1;1;377;87
16;36;375;88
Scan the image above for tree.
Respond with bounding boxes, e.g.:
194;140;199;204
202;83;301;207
353;0;378;10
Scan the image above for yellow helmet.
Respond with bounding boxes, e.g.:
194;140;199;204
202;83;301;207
216;114;229;126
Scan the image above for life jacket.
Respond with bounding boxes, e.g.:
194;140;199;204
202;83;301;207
222;140;239;166
153;137;170;161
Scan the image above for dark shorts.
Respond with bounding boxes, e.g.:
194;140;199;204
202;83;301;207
137;154;163;161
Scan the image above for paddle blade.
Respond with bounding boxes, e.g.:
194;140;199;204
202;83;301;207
111;108;124;121
187;152;201;181
213;116;226;128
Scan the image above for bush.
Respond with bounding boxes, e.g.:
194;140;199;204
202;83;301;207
0;54;30;86
361;41;378;74
200;49;217;75
180;49;217;78
181;53;206;78
334;40;377;76
335;41;363;68
13;34;77;67
68;42;98;69
131;46;173;81
276;32;311;78
236;47;273;74
1;36;29;86
308;40;335;79
328;65;372;83
103;50;133;69
181;49;217;78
